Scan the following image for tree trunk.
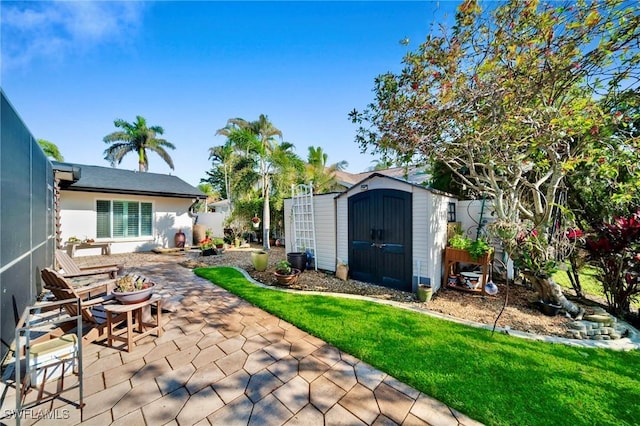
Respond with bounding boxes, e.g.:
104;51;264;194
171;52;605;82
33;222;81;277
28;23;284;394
524;273;584;318
263;190;270;251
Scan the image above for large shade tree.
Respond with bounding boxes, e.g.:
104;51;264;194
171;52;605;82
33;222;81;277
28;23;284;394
564;88;640;313
103;115;175;172
350;0;640;316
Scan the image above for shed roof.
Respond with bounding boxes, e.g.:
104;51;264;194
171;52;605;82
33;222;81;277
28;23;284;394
334;173;455;199
52;161;206;199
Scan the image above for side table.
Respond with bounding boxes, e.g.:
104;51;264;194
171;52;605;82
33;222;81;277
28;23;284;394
104;295;163;352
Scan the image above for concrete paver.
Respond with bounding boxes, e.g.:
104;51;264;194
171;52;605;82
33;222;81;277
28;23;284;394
284;404;324;426
2;254;482;426
273;376;309;414
339;383;380;424
310;375;347;413
374;382;416;424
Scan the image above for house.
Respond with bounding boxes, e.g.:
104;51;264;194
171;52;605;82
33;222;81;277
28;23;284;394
283;173;457;294
332;166;430;190
52;161;206;256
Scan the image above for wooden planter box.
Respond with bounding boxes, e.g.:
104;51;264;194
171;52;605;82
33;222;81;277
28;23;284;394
445;247;492;264
443;247;493;294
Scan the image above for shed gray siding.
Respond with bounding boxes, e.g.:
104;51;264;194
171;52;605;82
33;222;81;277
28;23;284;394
284;193;337;272
335;175;455;292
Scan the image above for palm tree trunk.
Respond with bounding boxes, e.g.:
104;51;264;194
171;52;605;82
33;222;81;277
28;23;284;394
224;165;232;210
263;188;270;250
138;149;146;172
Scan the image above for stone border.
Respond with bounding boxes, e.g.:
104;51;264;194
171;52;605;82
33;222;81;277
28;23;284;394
218;266;640;352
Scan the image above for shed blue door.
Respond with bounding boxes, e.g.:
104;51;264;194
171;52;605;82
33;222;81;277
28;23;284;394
348;189;412;292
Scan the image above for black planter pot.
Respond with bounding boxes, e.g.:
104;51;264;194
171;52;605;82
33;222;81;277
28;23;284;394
287;252;308;272
536;300;562;316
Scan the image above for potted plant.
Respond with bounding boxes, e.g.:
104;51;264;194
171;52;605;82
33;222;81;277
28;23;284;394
447;233;493;261
113;274;155;304
214;238;225;249
274;260;300;285
287;251;308;272
417;284;432;303
200;236;215;256
251;215;261;229
467;238;493;260
251;250;269;271
448;233;471;250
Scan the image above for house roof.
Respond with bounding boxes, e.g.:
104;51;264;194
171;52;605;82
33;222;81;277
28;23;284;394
333;166;430;188
52;161;206;199
334;172;456;200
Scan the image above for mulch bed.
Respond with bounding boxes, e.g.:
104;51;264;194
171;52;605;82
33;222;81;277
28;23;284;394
181;244;606;338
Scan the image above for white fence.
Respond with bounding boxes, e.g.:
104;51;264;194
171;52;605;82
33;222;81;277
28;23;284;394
194;212;228;238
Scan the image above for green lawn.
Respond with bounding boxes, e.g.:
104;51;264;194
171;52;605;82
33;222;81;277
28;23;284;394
553;265;605;298
195;267;640;426
554;265;640;309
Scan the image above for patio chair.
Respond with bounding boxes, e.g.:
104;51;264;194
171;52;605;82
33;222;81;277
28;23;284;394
40;268;125;344
55;249;122;279
14;298;85;419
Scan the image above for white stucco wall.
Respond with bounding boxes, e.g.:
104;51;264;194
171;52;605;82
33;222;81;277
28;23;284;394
457;199;495;239
457;199;514;278
193;212;228;238
59;191;195;256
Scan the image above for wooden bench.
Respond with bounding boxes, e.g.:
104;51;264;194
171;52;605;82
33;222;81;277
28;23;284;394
66;242;112;257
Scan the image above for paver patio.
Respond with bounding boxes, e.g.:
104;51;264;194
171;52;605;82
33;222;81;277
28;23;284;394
1;255;482;426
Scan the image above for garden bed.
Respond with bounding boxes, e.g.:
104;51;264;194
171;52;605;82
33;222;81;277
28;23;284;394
182;244;601;338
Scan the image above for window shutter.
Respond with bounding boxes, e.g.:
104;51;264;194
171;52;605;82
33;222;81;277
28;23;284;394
96;200;111;238
113;201;125;237
127;202;139;237
141;203;153;236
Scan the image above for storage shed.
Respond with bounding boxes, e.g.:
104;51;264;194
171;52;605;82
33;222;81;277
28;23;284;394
283;174;457;294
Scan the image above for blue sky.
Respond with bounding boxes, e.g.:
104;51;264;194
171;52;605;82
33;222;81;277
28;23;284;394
2;1;458;187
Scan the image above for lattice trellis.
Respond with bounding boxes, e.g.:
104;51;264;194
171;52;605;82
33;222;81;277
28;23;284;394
290;182;317;270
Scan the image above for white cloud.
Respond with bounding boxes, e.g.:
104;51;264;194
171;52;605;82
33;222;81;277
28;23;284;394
1;1;145;69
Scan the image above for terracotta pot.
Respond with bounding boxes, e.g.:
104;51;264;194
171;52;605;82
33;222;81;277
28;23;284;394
274;269;301;286
174;229;186;248
193;224;206;245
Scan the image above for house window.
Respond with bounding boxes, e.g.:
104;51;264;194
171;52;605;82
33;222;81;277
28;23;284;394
96;200;153;239
447;202;457;222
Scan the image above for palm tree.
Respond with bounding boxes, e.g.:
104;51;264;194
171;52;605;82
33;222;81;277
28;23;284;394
305;146;348;193
103;116;175;172
207;140;237;208
368;157;395;171
37;139;64;161
216;114;301;250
